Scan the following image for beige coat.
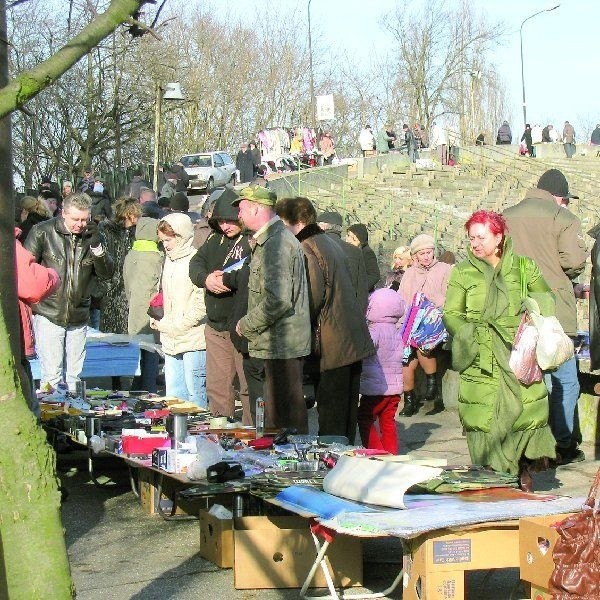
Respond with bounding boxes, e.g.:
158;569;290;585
154;214;207;355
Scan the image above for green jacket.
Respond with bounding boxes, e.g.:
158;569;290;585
443;239;556;473
503;188;588;335
239;217;311;360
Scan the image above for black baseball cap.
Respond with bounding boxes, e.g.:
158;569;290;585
537;169;579;199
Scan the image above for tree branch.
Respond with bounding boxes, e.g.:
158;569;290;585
0;0;147;118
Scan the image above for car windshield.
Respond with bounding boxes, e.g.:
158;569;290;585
181;154;212;168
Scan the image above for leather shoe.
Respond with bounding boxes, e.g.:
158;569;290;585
518;465;534;493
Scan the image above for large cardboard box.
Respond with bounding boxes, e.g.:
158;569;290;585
233;516;362;589
199;510;234;568
519;513;574;590
402;521;520;600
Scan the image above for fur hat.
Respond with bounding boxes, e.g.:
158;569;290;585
410;233;435;255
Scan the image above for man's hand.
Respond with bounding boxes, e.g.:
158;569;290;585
235;319;244;337
81;220;102;248
149;318;159;330
205;270;231;294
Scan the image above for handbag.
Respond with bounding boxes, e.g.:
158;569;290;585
509;313;542;384
147;291;164;320
549;467;600;599
509;258;543;383
517;257;574;371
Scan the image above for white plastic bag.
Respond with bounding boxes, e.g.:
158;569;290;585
509;313;542;384
525;298;574;371
187;436;224;480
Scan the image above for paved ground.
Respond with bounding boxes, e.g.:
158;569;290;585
58;404;600;599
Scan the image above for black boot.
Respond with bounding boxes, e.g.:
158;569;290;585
399;391;418;417
425;400;445;416
424;373;438;401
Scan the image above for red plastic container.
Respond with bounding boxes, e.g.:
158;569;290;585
121;434;170;455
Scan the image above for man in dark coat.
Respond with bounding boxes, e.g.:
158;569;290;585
171;162;190;192
189;187;253;424
25;193;114;391
496;120;512;144
277;197;374;443
317;211;368;312
346;223;380;291
236;143;254;184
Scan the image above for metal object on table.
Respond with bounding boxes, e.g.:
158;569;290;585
165;413;188;448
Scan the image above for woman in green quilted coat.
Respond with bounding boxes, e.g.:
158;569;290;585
443;210;556;491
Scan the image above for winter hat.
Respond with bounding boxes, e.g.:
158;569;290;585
170;192;189;212
347;223;369;246
537;168;579;199
135;217;159;242
232;185;277;207
317;211;343;227
410;233;435;255
160;212;194;242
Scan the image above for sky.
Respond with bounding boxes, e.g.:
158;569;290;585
203;0;597;140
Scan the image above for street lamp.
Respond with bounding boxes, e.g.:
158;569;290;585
153;82;185;191
307;0;316;132
520;4;560;127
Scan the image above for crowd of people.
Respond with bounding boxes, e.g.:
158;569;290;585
13;155;592;493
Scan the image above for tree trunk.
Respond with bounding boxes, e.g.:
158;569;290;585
0;0;146;596
0;0;75;594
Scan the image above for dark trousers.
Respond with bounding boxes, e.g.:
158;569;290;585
264;357;307;433
131;349;159;393
243;355;265;425
314;361;362;443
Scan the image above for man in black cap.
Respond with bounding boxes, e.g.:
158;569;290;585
317;211;368;312
504;168;588;465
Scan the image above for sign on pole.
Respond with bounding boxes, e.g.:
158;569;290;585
316;94;334;121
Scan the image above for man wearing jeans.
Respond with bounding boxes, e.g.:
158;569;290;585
504;169;588;464
25;193;114;391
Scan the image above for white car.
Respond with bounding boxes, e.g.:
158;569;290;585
180;151;236;192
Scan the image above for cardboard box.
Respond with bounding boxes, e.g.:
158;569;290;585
402;521;520;600
519;513;574;590
233;516;362;589
199;510;233;568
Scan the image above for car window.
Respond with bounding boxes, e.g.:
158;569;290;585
181;155;212;168
219;153;233;165
214;154;224;167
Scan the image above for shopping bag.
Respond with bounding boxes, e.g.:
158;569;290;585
509;313;542;384
549;467;600;599
523;297;574;371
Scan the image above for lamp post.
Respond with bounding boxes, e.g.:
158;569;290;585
153;82;185;191
307;0;316;132
520;4;560;127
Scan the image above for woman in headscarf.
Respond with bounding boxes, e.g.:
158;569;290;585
151;213;207;407
443;210;556;491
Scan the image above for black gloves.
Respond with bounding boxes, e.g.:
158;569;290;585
81;220;102;248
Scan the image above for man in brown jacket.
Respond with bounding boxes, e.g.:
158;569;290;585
504;169;588;464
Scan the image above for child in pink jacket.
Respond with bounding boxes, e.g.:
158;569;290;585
357;288;406;454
